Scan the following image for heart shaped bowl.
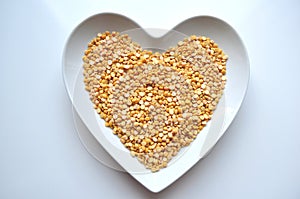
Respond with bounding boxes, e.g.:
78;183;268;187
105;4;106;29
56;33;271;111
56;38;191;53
62;13;250;192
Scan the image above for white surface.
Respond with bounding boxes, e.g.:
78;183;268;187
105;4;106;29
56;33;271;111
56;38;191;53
63;14;249;192
0;0;299;198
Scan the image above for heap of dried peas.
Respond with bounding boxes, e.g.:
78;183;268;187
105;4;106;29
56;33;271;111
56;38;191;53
82;31;228;172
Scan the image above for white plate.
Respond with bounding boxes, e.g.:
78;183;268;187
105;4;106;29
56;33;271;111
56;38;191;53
62;13;250;192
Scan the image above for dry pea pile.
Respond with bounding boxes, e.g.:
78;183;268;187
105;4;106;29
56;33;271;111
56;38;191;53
82;31;228;172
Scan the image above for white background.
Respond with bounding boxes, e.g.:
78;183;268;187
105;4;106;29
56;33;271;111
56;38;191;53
1;0;300;198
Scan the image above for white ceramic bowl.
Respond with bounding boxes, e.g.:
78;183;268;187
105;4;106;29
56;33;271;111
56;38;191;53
62;13;250;192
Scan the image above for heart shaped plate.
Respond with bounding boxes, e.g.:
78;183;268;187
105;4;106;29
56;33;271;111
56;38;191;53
62;13;249;192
